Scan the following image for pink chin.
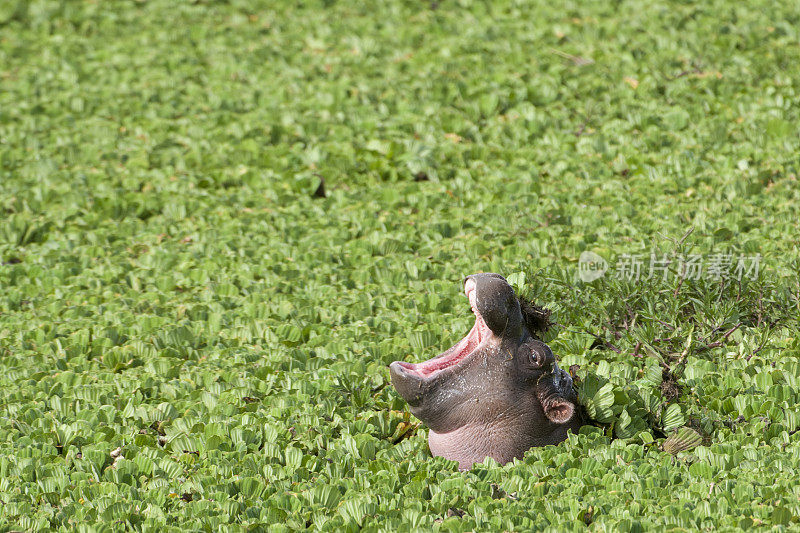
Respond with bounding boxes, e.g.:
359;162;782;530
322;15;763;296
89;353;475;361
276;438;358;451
401;279;490;378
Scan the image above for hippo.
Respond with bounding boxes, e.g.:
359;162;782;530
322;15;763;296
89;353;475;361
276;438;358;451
389;273;581;470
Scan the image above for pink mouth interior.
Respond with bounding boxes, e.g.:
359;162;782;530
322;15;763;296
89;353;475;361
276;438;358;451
399;279;490;378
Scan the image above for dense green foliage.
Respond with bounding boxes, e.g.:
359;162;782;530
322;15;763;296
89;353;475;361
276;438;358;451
2;0;800;530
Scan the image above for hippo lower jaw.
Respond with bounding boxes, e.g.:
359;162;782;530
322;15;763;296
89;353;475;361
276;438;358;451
389;279;490;400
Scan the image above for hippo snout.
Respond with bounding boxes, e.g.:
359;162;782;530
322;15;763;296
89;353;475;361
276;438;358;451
388;361;425;407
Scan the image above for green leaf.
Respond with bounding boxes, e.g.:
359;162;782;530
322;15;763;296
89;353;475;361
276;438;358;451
663;427;702;454
506;272;526;292
661;404;685;431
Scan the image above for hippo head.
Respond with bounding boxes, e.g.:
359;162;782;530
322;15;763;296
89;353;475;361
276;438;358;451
389;273;581;470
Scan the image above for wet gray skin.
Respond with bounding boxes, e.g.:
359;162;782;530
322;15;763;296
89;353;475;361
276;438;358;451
389;273;581;470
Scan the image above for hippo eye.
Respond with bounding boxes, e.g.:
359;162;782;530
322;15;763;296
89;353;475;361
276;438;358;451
529;348;544;368
517;339;554;373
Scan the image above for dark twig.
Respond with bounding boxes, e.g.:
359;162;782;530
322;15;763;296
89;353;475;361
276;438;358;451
549;48;595;66
673;275;684;297
697;322;742;352
746;334;771;362
675;338;693;368
555;323;623;354
669;66;703;80
697;322;724;344
631;341;643;358
657;320;676;331
667;60;705;81
585;330;622;353
657;226;694;246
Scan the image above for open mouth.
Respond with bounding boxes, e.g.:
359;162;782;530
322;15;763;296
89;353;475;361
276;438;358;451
395;279;490;378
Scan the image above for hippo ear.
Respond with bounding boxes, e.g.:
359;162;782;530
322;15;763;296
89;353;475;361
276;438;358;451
542;396;575;424
518;295;551;339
